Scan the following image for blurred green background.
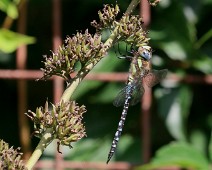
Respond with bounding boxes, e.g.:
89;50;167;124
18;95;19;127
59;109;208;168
0;0;212;167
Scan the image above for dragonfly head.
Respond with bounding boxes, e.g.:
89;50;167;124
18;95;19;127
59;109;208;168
138;46;152;61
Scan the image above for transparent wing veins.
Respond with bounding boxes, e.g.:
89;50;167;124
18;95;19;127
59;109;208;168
113;81;144;107
144;69;168;87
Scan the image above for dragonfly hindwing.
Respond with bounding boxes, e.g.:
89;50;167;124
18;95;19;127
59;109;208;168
144;69;168;87
113;81;144;107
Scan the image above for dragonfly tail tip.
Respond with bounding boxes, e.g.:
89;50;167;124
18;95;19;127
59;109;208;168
106;155;112;164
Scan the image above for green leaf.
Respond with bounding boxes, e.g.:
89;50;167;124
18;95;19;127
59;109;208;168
209;129;212;162
192;54;212;74
190;130;207;155
92;83;123;104
156;85;192;141
0;28;36;53
160;41;187;61
0;0;18;19
136;142;209;170
150;0;196;61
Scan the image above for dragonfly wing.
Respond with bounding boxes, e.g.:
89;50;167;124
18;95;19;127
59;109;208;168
113;81;145;107
144;69;168;87
130;83;145;106
113;86;129;107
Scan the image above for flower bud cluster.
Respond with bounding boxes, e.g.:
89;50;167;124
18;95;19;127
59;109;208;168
115;14;150;47
0;140;27;170
26;100;86;148
91;4;120;30
91;4;150;47
41;30;103;82
66;29;104;63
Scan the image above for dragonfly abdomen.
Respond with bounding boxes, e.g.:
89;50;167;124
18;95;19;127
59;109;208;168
107;86;133;163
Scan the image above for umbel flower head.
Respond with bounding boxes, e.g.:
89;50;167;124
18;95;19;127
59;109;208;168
40;29;104;82
26;100;86;148
0;139;27;170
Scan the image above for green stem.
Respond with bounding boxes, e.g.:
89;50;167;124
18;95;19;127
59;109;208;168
25;128;54;170
125;0;140;15
195;29;212;49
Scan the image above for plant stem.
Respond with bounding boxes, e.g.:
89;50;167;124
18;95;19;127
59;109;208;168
25;128;54;170
195;29;212;49
125;0;140;15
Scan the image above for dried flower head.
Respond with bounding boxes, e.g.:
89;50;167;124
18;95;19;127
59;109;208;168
92;4;150;48
40;30;103;82
115;14;150;47
26;100;86;148
91;4;120;30
0;140;27;170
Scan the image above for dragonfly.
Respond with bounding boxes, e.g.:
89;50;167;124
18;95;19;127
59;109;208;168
107;45;168;163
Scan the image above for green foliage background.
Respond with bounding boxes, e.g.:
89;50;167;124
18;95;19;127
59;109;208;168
0;0;212;168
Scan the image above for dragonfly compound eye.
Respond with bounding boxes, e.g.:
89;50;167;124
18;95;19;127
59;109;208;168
138;46;152;61
141;50;152;60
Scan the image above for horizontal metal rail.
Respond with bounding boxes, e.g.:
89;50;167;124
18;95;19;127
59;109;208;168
0;69;212;84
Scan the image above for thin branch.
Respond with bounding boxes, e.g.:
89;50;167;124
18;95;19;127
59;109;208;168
125;0;140;15
25;128;54;170
195;29;212;49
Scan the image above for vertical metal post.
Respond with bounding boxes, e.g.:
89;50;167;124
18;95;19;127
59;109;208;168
140;0;151;163
140;0;151;27
52;0;64;169
17;0;31;160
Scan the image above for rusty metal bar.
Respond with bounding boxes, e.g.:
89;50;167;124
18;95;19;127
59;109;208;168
0;70;212;84
52;0;63;103
140;0;151;27
52;0;64;169
34;160;132;170
140;0;152;163
62;161;131;170
34;160;183;170
0;70;43;79
16;0;31;160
